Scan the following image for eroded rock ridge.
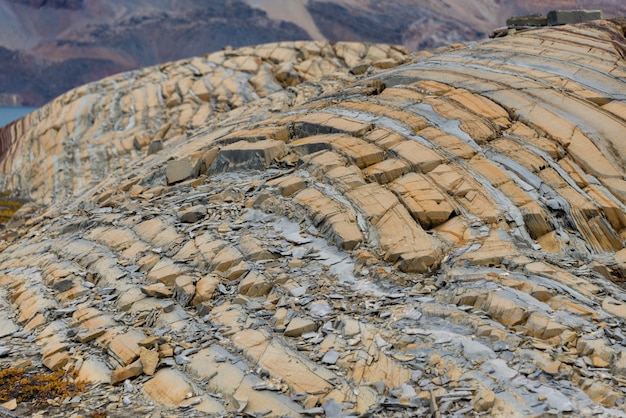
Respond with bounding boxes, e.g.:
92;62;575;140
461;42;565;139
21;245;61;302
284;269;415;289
1;20;626;417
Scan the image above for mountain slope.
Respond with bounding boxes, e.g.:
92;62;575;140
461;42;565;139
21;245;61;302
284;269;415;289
0;19;625;417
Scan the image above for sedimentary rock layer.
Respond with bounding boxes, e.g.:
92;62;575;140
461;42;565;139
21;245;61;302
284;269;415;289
0;20;626;417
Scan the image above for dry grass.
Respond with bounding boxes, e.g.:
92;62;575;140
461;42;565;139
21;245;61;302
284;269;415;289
0;367;86;406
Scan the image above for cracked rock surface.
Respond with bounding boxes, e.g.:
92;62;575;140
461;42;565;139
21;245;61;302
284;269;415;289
1;20;626;417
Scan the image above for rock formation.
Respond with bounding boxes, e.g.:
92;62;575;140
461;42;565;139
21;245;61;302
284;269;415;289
2;0;626;106
1;19;626;417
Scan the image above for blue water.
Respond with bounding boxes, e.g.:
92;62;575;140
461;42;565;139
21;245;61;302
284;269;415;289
0;107;38;128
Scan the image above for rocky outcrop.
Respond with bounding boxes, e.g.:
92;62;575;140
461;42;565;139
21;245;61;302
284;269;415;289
1;20;626;417
2;0;626;106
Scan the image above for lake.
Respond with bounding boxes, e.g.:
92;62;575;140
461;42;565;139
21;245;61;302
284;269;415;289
0;107;38;128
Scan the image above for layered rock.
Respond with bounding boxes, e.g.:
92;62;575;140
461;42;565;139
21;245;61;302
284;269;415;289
0;20;626;417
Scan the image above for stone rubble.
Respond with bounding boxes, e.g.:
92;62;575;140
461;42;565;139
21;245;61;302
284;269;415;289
0;20;626;418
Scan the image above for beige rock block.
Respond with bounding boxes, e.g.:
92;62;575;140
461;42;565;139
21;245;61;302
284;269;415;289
445;88;510;129
142;368;194;407
292;113;372;138
266;175;307;197
232;329;335;395
429;164;500;223
42;351;69;371
147;258;186;285
460;234;516;267
192;274;220;306
166;157;198;184
140;284;173;298
347;183;396;225
42;341;68;358
376;204;443;272
364;127;404;149
78;358;112;384
140;347;159;376
72;308;116;330
294;187;363;251
211;245;244;272
307;134;384;168
238;272;272;297
391;172;455;228
238;235;275;261
391;140;442;173
526;262;601;298
24;313;46;330
187;346;301;416
602;297;626;320
271;308;289;331
214;139;287;171
284;317;318;337
578;378;620;406
110;359;143;385
469;156;511;187
108;329;146;366
525;312;569;340
135;216;180;248
325;165;367;190
363;158;410;184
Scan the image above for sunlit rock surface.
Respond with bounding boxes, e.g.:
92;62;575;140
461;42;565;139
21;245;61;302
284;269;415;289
0;20;626;417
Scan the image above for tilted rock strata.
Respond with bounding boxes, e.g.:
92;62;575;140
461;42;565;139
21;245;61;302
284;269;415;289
0;21;626;417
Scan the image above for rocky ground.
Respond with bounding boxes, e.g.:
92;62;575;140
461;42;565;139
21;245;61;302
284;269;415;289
0;19;626;417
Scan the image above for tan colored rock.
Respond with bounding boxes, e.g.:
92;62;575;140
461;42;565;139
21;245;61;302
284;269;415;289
139;347;159;376
188;346;302;416
238;272;272;297
602;297;626;320
142;368;194;406
473;388;496;413
213;139;287;171
166;157;198;184
284;317;318;337
108;329;145;366
192;274;220;306
391;140;442;173
294;187;363;251
110;359;143;385
42;351;69;371
78;358;112;384
140;284;173;298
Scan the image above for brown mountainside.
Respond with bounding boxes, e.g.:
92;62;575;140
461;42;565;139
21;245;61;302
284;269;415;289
1;0;625;106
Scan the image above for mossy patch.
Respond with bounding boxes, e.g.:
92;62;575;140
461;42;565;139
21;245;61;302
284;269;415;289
0;191;25;226
0;367;86;407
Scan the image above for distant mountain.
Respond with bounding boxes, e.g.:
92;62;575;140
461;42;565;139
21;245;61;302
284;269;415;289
1;0;625;106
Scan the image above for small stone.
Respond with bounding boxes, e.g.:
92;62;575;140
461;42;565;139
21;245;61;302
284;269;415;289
178;205;206;223
473;388;496;412
140;284;173;298
284;317;318;337
111;360;143;385
322;350;340;365
140;347;159;376
0;346;10;357
76;328;106;343
1;399;17;411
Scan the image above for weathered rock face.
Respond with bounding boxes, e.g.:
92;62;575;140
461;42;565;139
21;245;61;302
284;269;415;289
1;20;626;417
